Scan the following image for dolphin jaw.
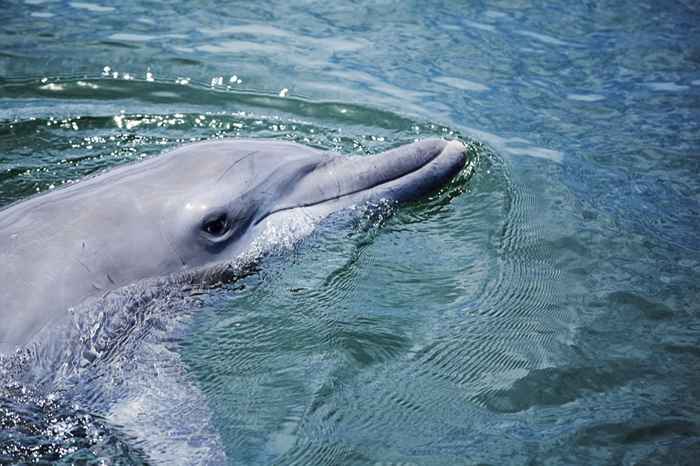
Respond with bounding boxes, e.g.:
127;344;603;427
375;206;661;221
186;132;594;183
255;139;468;226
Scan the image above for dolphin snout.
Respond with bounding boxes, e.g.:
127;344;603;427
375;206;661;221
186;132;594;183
327;138;467;197
316;138;465;202
386;138;468;202
256;138;469;224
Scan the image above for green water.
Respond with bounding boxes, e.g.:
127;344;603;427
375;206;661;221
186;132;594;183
1;1;699;464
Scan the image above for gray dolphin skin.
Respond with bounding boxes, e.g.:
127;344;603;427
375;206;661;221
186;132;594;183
0;138;467;353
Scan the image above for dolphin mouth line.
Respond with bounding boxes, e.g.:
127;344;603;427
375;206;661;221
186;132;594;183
254;140;465;226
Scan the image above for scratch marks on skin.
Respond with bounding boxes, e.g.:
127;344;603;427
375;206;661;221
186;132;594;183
216;151;258;184
76;257;92;275
77;242;92;275
76;249;103;291
160;219;187;267
77;242;116;291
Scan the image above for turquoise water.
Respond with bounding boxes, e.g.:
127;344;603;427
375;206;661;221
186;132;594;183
1;1;699;464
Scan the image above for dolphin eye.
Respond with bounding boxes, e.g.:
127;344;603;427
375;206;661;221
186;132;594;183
202;213;229;237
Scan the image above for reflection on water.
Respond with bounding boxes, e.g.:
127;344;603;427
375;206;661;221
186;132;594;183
1;0;699;464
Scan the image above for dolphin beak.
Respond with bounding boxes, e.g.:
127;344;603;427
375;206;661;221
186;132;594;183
334;138;468;204
310;138;468;204
258;139;468;224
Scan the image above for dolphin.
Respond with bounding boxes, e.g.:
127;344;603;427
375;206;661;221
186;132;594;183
0;138;468;354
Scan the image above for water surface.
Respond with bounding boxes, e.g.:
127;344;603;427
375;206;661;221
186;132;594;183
1;1;699;464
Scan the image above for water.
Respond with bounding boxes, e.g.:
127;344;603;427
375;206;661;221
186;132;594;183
1;0;699;464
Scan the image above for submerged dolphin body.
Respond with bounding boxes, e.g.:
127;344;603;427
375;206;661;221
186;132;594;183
0;138;467;354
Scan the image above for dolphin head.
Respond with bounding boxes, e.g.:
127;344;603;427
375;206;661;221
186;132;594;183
0;138;468;351
158;138;468;268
